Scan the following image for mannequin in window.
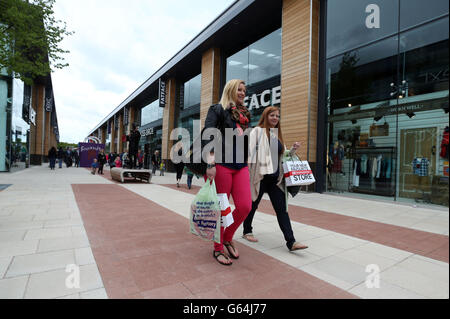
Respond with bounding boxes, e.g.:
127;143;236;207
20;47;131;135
412;155;430;201
330;141;345;175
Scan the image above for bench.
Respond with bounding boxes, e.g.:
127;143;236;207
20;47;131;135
110;167;152;183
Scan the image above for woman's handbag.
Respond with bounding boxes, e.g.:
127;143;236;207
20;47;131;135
183;133;208;176
189;179;221;243
184;105;225;176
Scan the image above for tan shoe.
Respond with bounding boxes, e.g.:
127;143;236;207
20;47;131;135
289;242;308;251
242;233;258;243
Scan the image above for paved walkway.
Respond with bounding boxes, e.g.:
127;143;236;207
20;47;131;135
0;165;448;299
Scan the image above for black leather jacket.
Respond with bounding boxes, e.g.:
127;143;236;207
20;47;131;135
203;104;249;166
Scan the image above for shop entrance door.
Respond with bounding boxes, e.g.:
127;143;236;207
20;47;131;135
399;127;436;199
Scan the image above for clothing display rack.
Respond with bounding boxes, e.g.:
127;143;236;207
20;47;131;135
349;147;396;197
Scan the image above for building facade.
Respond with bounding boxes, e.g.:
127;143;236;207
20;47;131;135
88;0;449;207
0;69;59;172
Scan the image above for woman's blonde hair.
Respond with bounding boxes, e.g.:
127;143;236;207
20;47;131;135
258;106;284;150
219;79;246;110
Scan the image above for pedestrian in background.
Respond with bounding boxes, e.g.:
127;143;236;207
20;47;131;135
74;149;80;167
185;166;197;189
159;162;165;176
91;158;98;175
172;137;185;187
243;106;308;251
127;123;141;169
137;149;143;169
114;156;122;168
57;147;64;168
97;150;106;175
48;147;57;170
151;150;160;175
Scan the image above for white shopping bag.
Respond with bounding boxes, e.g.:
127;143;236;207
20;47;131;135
216;193;234;228
283;160;316;186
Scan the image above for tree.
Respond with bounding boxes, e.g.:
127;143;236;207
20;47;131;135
58;142;77;149
0;0;73;85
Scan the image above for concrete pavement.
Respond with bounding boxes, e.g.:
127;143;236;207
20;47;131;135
0;164;448;299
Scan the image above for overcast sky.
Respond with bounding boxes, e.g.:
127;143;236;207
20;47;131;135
51;0;235;143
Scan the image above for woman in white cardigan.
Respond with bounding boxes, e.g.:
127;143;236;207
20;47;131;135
243;106;308;251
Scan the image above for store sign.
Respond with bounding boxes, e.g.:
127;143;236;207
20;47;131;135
22;84;31;123
45;86;53;112
244;85;281;110
30;107;36;125
141;127;154;137
124;107;129;125
78;143;104;168
159;79;166;108
329;97;447;122
370;123;389;137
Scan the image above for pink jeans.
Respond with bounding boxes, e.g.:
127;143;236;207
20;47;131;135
213;164;252;252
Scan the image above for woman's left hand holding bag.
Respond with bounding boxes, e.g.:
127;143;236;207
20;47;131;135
206;152;216;182
291;141;301;153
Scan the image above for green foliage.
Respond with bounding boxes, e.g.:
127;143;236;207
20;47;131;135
0;0;73;85
58;141;78;149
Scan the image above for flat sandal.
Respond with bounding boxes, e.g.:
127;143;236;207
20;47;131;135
213;251;232;266
223;241;239;259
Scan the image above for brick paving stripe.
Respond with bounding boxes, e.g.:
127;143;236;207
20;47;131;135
161;184;449;264
71;183;357;299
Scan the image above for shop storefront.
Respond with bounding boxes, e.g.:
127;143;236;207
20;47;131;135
139;99;163;168
0;71;31;172
324;0;449;206
87;0;448;208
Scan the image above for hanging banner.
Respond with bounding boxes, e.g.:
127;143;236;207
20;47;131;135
159;78;166;108
124;107;129;125
78;143;105;167
30;107;36;125
22;84;31;123
179;84;184;109
45;86;53;112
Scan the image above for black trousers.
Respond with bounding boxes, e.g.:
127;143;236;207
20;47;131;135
175;163;184;180
243;174;296;249
129;152;138;169
98;163;104;174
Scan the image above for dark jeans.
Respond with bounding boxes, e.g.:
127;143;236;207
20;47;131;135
187;175;193;189
49;158;56;169
243;174;296;249
98;164;104;174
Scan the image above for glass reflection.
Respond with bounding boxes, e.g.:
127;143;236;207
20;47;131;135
327;36;398;111
248;29;282;85
399;17;449;96
141;99;163;126
183;74;201;109
400;0;449;30
226;47;248;83
11;79;30;171
226;28;281;86
327;0;399;58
